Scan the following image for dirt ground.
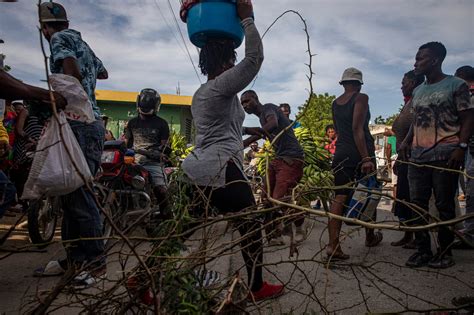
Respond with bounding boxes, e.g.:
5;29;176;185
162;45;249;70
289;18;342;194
1;197;473;314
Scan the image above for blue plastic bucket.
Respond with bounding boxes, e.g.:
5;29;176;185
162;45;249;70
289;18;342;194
187;0;244;48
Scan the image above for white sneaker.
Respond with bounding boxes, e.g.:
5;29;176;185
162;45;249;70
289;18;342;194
71;268;107;290
33;260;66;277
194;269;221;288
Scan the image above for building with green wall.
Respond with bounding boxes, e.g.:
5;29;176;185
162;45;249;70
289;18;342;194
96;90;193;142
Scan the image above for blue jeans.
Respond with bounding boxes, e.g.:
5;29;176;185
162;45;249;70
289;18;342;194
141;161;167;187
0;171;16;218
408;160;459;255
61;120;105;265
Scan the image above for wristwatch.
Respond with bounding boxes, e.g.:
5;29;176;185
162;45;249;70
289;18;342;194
459;142;468;150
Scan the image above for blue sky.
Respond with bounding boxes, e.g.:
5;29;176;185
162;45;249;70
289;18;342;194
1;0;473;127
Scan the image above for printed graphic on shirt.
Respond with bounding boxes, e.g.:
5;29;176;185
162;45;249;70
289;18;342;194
125;116;170;163
49;29;106;119
412;76;471;149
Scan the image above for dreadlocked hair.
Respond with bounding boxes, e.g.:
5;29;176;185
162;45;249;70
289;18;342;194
199;39;237;76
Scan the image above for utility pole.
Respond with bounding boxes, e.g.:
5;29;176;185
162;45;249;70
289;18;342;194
176;81;181;96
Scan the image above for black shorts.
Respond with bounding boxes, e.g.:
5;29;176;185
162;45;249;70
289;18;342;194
331;157;368;196
210;162;256;212
199;162;256;213
333;166;360;196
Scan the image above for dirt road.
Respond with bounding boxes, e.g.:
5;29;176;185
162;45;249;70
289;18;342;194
1;199;473;314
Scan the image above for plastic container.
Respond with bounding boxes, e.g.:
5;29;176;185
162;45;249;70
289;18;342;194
187;0;244;48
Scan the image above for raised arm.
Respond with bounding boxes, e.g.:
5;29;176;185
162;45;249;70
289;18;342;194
214;1;263;95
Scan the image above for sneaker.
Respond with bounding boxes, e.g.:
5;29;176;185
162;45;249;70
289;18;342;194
249;282;284;301
428;255;455;269
71;266;107;290
194;269;221;288
33;260;67;277
405;251;432;268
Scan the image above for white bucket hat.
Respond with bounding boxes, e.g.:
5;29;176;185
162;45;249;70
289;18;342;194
339;67;363;84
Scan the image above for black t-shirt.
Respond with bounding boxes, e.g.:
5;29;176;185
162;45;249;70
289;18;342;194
125;115;170;163
259;103;304;159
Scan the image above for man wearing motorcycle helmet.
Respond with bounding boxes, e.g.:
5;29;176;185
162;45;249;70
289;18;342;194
125;88;171;217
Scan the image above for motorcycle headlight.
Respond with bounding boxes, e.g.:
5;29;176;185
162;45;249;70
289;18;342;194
131;175;146;190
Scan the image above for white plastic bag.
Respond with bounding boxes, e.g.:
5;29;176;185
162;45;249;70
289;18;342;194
49;73;95;123
22;112;93;199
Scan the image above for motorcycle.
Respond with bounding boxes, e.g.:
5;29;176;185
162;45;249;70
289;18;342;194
95;140;161;235
27;140;169;246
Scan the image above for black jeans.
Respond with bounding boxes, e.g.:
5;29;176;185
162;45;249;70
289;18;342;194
393;162;413;223
198;162;263;292
408;160;459;255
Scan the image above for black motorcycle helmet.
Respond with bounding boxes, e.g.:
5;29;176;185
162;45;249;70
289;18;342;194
137;88;161;115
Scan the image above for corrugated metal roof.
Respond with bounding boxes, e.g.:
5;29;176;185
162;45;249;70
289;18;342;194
96;89;192;107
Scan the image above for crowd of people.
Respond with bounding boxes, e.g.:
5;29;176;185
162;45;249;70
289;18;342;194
0;0;472;302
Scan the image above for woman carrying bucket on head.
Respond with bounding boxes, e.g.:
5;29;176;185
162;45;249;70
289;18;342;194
181;0;284;301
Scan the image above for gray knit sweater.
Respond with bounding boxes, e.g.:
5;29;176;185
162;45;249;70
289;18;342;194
182;18;264;187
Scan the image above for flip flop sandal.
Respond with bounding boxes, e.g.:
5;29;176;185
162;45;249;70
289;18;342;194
366;231;383;247
325;252;350;262
33;260;66;277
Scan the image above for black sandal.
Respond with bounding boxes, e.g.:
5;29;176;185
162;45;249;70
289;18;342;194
365;231;383;247
325;252;350;262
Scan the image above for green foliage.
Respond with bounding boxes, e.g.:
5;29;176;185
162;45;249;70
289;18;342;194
297;93;336;137
374;113;399;126
254;127;333;205
169;130;194;166
373;104;404;126
140;169;214;314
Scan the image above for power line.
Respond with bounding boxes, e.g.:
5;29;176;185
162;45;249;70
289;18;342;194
166;0;202;84
152;0;187;56
175;0;199;56
152;0;201;84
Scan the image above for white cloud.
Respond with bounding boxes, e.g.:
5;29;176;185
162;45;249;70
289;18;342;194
1;0;472;125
